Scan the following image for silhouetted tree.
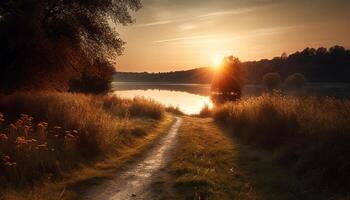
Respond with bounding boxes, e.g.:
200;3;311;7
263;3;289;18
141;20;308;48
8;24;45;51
0;0;141;93
281;52;288;59
263;72;282;91
211;56;245;99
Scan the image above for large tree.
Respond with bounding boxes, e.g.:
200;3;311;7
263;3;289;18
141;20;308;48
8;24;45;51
211;56;246;99
0;0;141;93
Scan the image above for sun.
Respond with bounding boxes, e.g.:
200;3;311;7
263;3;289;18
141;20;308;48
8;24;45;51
212;54;224;68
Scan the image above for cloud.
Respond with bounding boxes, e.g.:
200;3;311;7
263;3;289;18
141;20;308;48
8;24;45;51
153;36;210;43
153;35;238;45
136;19;181;27
178;24;198;31
153;25;298;44
136;6;260;28
248;26;298;36
198;7;256;18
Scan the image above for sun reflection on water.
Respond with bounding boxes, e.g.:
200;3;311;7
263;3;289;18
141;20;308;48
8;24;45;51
113;89;213;115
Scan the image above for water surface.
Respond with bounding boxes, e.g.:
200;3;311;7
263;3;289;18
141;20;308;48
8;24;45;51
113;87;212;114
112;82;350;114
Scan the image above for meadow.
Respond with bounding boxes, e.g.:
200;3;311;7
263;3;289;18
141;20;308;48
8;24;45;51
0;92;165;187
213;94;350;192
1;91;350;199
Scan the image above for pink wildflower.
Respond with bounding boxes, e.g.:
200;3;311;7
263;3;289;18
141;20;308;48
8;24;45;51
23;125;31;138
37;122;48;142
8;123;17;130
0;114;4;125
0;133;8;141
72;130;79;135
15;119;23;127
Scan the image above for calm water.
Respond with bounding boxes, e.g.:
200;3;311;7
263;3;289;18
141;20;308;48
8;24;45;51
112;82;350;114
112;83;213;114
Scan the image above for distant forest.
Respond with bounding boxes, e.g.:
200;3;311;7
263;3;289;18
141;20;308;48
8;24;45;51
114;46;350;84
114;68;214;84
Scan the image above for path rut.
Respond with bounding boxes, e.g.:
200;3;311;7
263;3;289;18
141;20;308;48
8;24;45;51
82;117;182;200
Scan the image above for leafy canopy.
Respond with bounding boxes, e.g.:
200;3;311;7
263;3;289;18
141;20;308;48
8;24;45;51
211;56;246;98
0;0;141;92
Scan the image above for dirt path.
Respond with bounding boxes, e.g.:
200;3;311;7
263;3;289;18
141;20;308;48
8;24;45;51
82;117;182;200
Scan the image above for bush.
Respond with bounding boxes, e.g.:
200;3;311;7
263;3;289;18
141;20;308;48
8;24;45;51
213;94;350;191
263;72;282;90
284;73;307;89
69;59;115;94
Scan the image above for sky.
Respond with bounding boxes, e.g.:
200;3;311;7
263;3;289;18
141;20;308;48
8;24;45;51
115;0;350;72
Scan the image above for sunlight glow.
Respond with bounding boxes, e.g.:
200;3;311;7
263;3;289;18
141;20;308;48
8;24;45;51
201;96;214;109
212;54;224;68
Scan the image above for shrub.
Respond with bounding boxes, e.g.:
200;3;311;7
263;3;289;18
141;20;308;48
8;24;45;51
263;72;282;90
213;94;350;191
284;73;307;89
69;59;115;94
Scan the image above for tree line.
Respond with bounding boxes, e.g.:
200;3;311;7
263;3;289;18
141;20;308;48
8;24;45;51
114;68;214;83
115;45;350;85
245;45;350;84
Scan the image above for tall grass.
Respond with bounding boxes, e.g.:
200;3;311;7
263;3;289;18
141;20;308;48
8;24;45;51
213;94;350;191
165;105;184;115
198;104;212;117
0;92;164;186
101;95;164;119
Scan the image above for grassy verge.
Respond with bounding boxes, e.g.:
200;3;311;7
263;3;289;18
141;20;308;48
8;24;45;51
213;94;350;196
166;117;256;200
165;116;330;200
0;92;171;199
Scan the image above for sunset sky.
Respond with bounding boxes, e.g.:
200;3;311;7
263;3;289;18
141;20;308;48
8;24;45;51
116;0;350;72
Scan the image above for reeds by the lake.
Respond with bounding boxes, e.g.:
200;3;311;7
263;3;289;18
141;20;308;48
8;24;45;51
102;95;164;119
213;94;350;191
165;105;184;115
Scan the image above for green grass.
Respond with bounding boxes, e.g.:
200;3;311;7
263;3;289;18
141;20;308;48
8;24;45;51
0;92;166;190
166;117;257;200
165;116;334;200
213;94;350;194
235;143;324;200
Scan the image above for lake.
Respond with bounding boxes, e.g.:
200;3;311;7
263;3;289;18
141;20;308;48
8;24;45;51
112;82;213;114
112;82;350;114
